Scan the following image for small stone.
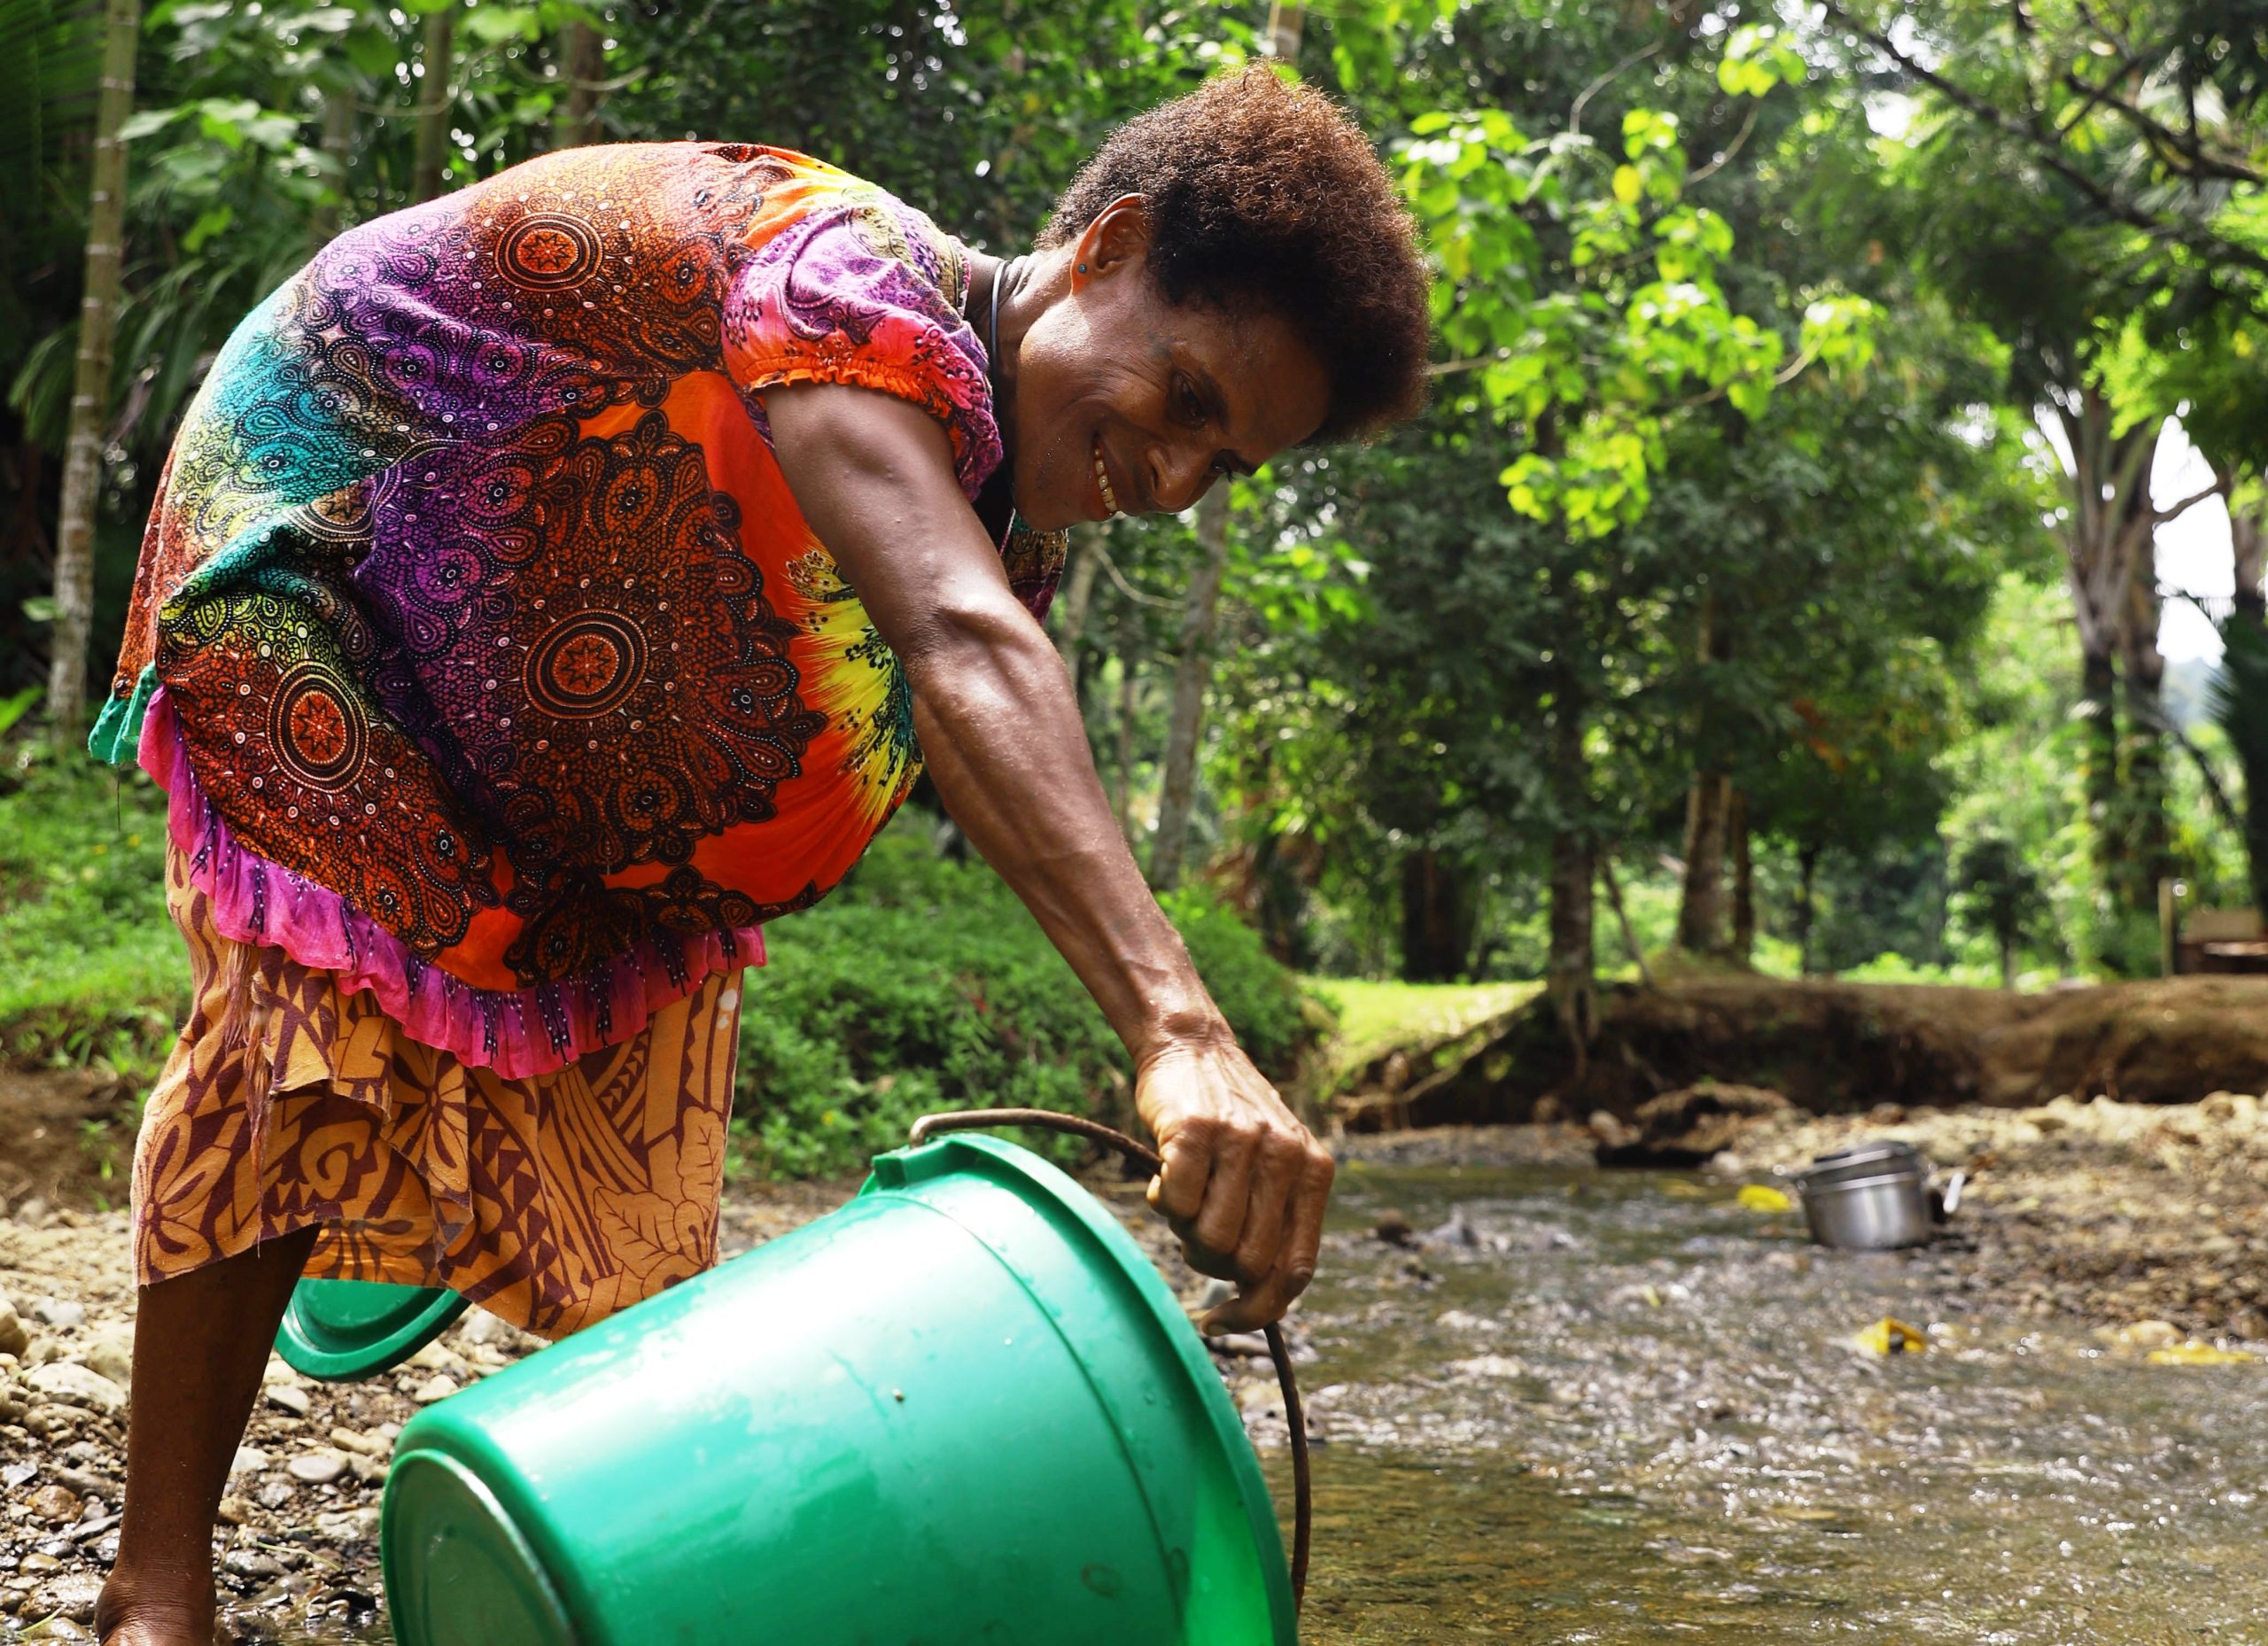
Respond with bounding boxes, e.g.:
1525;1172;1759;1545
31;1615;89;1642
261;1357;301;1386
254;1479;296;1510
3;1461;35;1488
0;1292;27;1359
50;1468;114;1502
223;1549;283;1581
265;1384;313;1417
228;1446;269;1477
43;1572;102;1623
347;1454;387;1486
82;1333;131;1389
27;1485;82;1524
18;1554;62;1575
1208;1332;1272;1362
314;1506;381;1545
406;1340;466;1375
326;1426;384;1456
454;1309;519;1348
24;1364;125;1417
409;1374;458;1404
30;1300;85;1331
216;1496;253;1527
1371;1208;1415;1246
287;1451;349;1486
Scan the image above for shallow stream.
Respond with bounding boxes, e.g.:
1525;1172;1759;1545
1270;1159;2268;1642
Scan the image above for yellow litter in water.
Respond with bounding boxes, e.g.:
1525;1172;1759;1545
2148;1341;2256;1366
1737;1184;1793;1213
1855;1317;1928;1355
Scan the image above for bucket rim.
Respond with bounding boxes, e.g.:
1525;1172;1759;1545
865;1131;1298;1642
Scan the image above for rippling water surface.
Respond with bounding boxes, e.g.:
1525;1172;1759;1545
1268;1159;2268;1643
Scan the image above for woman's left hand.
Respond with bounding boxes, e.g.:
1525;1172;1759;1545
1138;1035;1335;1334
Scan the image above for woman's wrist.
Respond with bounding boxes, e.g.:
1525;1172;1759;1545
1127;995;1237;1069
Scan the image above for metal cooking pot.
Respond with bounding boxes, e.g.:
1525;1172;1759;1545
1794;1144;1964;1250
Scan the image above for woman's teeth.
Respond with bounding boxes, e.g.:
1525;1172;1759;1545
1092;439;1121;515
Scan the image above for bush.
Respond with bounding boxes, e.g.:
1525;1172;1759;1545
734;822;1326;1179
0;744;183;1073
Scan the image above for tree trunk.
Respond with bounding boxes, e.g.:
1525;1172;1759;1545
1676;773;1730;955
2000;931;2017;991
1149;486;1230;891
1728;785;1754;967
2118;536;2173;915
2235;500;2266;625
1399;850;1476;982
555;18;604;149
1598;850;1653;988
45;0;140;751
1265;0;1304;58
411;5;457;204
1545;676;1595;1076
1674;593;1732;957
1795;840;1821;975
310;84;356;247
1113;648;1139;847
2078;644;2121;901
1139;0;1302;881
1051;531;1103;702
2054;389;2161;920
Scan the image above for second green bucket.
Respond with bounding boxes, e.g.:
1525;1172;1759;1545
380;1131;1297;1645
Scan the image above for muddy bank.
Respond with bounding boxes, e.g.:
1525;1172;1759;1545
0;1161;1262;1641
1344;1088;2268;1348
1723;1090;2268;1345
1340;974;2268;1128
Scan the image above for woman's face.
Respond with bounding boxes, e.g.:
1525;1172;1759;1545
1003;198;1331;532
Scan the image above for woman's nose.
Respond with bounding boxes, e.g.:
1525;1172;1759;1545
1150;443;1217;515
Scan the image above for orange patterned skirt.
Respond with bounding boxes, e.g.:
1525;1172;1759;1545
133;843;743;1339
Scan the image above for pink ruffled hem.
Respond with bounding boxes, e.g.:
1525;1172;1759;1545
139;687;765;1080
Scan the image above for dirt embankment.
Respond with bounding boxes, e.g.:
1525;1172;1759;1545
1340;974;2268;1130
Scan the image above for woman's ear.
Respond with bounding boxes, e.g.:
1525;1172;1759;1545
1073;194;1151;285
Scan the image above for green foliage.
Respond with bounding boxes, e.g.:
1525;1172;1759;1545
734;822;1325;1180
1948;834;2054;976
2211;617;2268;913
0;743;183;1072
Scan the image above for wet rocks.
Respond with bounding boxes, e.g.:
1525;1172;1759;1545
27;1483;82;1523
0;1290;27;1358
286;1450;350;1486
1371;1208;1416;1246
82;1331;131;1387
24;1363;125;1417
1597;1084;1794;1168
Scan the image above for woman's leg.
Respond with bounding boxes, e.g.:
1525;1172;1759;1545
97;1226;320;1646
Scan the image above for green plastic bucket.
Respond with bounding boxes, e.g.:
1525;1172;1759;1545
379;1132;1297;1645
277;1279;470;1381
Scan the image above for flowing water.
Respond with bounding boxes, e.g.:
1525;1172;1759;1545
1267;1157;2268;1643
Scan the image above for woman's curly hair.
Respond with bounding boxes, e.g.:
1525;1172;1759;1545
1040;65;1431;445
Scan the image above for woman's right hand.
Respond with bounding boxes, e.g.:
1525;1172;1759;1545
1138;1031;1335;1334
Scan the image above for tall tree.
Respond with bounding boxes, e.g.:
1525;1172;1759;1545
44;0;138;749
1149;0;1303;891
410;2;456;203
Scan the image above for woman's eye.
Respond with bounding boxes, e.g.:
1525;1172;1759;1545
1177;379;1205;423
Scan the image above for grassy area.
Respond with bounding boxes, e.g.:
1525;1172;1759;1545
0;748;183;1074
1302;975;1538;1091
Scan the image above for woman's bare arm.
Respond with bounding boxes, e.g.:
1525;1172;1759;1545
764;381;1332;1331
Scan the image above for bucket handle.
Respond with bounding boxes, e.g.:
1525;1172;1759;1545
908;1107;1312;1611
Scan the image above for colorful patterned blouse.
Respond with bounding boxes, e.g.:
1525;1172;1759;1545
94;143;1066;1076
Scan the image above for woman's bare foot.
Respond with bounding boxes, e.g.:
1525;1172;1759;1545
100;1228;319;1646
94;1568;214;1646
